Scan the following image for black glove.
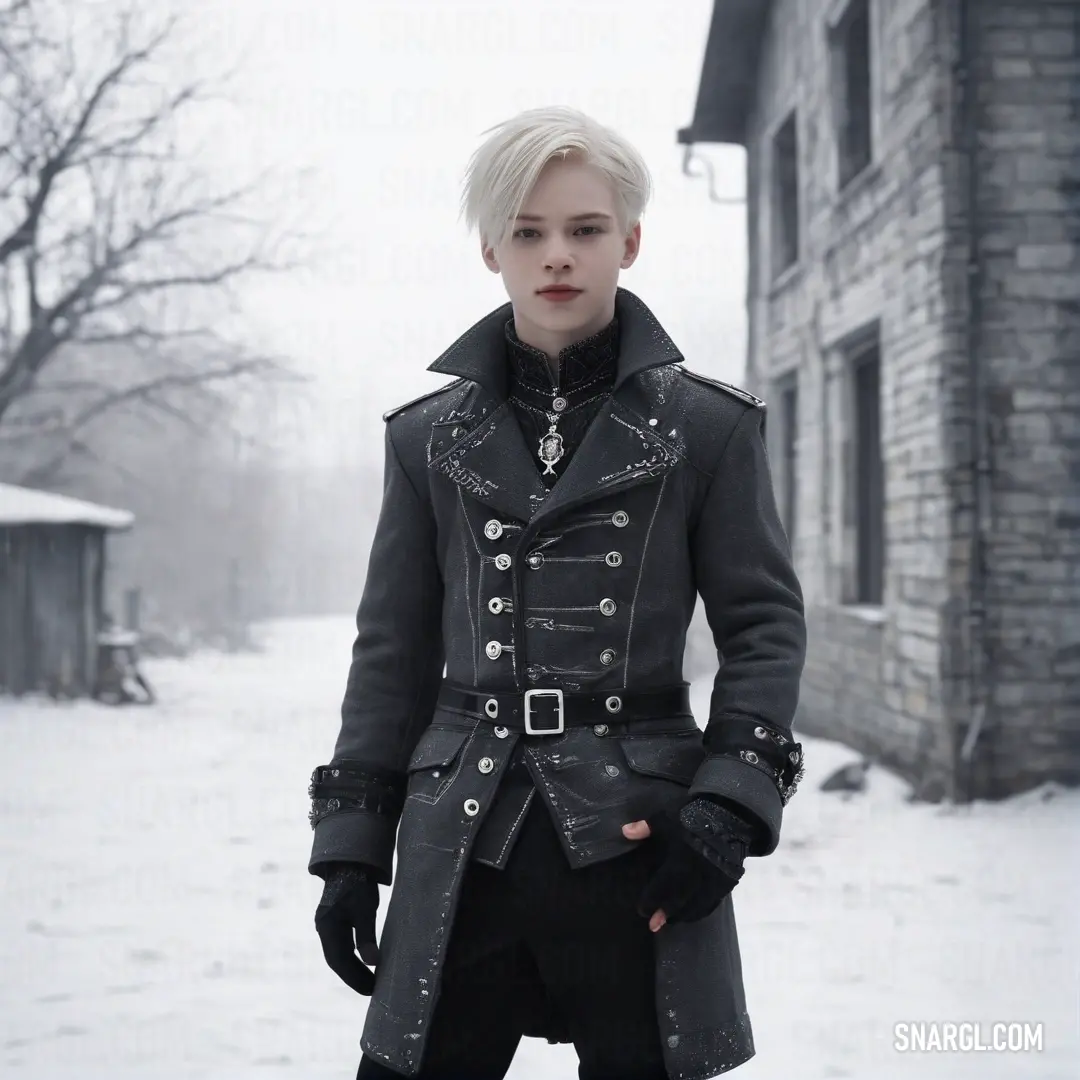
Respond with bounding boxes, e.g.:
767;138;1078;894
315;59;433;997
314;863;381;995
635;796;759;925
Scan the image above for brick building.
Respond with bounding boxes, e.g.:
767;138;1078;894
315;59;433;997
678;0;1080;800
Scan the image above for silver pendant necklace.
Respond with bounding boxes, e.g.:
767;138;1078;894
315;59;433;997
537;395;567;475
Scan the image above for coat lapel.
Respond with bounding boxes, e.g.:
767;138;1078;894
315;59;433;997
424;288;686;525
427;398;550;524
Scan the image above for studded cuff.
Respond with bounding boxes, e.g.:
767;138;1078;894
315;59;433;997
701;716;805;806
307;762;407;829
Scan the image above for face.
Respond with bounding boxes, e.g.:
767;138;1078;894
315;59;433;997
482;156;641;358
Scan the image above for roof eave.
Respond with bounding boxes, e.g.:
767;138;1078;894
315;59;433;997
676;0;773;148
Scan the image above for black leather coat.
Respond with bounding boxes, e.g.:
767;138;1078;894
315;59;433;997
308;288;807;1079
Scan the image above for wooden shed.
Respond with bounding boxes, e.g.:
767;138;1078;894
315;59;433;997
0;482;134;697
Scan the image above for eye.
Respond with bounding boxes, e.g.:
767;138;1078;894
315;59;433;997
577;226;602;235
514;228;539;239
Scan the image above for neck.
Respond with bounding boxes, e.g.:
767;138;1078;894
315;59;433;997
511;302;616;372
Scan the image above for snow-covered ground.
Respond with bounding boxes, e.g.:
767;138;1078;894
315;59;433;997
2;616;1077;1080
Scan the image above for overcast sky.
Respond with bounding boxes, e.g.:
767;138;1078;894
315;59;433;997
175;0;747;466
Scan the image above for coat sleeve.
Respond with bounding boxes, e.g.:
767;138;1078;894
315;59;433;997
688;403;807;856
307;421;446;885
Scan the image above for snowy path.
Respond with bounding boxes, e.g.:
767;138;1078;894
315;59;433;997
2;616;1077;1079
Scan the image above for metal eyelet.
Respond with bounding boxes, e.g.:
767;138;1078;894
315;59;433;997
488;597;504;615
463;799;480;816
754;726;768;739
605;551;623;567
593;723;609;736
604;696;622;714
494;726;509;739
485;698;499;718
743;750;759;765
611;511;629;527
477;757;494;774
605;765;620;777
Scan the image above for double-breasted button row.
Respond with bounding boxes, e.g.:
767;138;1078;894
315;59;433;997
523;551;623;569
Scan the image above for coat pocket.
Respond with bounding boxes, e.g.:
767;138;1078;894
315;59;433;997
618;731;706;786
406;726;472;803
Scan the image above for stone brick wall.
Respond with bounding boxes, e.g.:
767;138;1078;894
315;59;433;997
938;0;1080;793
740;0;1079;798
744;0;960;797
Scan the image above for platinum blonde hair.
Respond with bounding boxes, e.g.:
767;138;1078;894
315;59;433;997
460;106;652;248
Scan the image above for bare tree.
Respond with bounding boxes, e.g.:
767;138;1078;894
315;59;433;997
0;0;302;483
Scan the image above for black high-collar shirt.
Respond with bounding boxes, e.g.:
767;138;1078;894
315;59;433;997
504;317;619;488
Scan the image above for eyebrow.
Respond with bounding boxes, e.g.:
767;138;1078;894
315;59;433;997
514;212;615;223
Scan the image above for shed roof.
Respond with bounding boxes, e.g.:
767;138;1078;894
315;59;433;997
0;482;134;530
677;0;773;147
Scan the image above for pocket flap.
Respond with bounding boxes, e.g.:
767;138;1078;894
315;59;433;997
619;733;705;784
407;727;470;772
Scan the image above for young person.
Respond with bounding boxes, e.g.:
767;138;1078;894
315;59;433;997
307;106;806;1080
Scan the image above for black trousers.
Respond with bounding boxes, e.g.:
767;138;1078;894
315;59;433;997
356;793;669;1080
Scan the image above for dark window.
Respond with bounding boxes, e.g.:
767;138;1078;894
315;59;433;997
851;342;883;603
771;111;799;274
831;0;873;189
778;379;799;544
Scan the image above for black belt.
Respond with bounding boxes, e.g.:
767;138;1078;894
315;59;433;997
437;682;692;735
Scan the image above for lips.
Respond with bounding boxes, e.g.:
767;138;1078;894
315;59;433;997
537;286;582;301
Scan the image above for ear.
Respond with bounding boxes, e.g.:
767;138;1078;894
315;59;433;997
620;222;642;270
481;237;501;274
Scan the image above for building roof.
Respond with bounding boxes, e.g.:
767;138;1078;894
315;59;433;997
0;482;134;530
677;0;773;147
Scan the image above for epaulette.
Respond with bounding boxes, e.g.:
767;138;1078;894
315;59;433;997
382;378;467;422
680;367;766;409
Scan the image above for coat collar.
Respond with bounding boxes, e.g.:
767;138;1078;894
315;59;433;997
426;287;683;397
426;289;688;527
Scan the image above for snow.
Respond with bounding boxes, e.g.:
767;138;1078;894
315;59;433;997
0;483;134;531
1;615;1077;1080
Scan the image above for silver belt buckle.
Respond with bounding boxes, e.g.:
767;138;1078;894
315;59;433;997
524;688;564;735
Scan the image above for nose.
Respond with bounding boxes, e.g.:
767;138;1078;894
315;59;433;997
543;239;573;272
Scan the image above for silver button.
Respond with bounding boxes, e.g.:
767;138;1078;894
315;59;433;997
611;511;629;528
648;418;658;427
494;726;509;739
527;553;544;570
605;696;622;714
754;726;768;739
552;396;567;412
495;553;512;571
605;765;620;777
431;770;440;778
599;598;617;616
485;641;503;659
605;551;623;567
593;723;609;736
600;648;616;665
488;597;505;615
484;519;504;540
485;698;499;718
463;799;480;816
478;757;494;774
